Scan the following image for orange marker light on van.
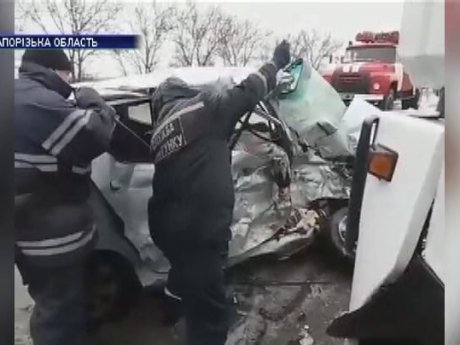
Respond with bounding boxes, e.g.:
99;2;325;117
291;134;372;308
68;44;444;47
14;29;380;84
368;144;398;182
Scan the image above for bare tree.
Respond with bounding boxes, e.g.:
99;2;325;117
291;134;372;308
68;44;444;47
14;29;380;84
15;7;27;33
289;29;343;70
18;0;121;81
217;17;271;66
112;50;130;76
112;2;174;75
170;2;226;67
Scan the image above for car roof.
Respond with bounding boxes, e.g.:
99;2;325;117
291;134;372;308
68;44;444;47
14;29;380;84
73;66;256;98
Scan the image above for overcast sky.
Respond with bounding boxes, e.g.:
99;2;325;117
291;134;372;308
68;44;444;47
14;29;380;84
212;2;404;42
102;1;406;78
17;1;413;79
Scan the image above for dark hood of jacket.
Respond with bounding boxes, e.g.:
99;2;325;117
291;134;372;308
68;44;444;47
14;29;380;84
19;62;73;99
151;77;201;124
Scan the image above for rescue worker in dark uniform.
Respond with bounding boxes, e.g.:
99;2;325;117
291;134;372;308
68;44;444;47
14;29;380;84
14;49;116;345
148;40;291;345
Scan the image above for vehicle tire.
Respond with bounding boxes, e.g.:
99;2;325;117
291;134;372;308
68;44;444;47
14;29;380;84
85;250;142;330
401;89;420;110
379;88;395;111
329;207;355;261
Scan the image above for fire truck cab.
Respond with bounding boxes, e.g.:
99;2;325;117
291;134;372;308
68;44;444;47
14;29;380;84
323;31;420;111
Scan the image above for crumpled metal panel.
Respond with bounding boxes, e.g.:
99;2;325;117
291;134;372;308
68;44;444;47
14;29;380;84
230;132;292;258
290;155;351;206
229;207;321;266
228;131;350;265
92;128;351;284
93;121;350;275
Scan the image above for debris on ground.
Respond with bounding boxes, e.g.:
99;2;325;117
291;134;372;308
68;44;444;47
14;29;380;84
298;324;315;345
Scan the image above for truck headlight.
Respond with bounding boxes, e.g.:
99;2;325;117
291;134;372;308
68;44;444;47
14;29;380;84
373;82;381;90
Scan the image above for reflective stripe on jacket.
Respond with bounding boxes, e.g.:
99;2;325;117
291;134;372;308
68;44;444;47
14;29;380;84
14;62;114;266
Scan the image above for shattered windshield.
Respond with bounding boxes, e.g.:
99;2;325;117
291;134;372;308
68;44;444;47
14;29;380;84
345;46;396;63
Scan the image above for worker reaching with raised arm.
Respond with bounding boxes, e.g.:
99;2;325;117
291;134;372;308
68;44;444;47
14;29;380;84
14;49;116;345
148;40;291;345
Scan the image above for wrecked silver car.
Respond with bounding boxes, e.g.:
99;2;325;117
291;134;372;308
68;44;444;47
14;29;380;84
78;60;360;323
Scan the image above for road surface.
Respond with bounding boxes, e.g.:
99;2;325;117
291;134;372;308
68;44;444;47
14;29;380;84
15;243;352;345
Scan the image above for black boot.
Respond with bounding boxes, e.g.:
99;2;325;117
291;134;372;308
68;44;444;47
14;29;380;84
160;291;184;326
144;280;184;326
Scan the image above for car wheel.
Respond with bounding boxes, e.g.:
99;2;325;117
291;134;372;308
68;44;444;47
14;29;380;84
329;207;355;261
379;88;395;111
401;89;420;110
85;251;142;330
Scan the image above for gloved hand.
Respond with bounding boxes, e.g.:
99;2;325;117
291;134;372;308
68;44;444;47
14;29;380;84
272;40;291;70
277;70;295;90
74;86;107;109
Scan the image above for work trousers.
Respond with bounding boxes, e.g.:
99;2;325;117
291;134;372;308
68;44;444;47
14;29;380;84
166;244;230;345
16;258;88;345
149;198;232;345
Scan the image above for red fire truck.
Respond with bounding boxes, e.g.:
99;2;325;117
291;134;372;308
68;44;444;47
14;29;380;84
322;31;420;110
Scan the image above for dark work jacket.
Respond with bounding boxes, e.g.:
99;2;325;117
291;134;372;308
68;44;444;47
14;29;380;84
14;62;116;267
148;62;278;249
